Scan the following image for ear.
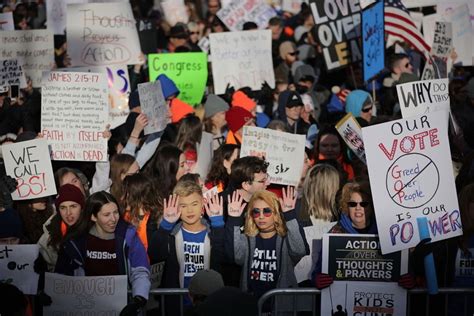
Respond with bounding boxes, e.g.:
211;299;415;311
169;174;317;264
241;181;251;192
91;214;97;223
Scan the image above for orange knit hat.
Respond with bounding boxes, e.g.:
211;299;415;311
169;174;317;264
231;91;256;112
171;98;194;123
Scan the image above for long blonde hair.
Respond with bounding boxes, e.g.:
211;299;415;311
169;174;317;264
244;190;287;237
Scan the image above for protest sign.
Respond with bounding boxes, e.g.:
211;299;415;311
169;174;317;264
44;273;127;314
148;52;208;105
336;113;366;164
240;126;305;186
0;30;54;87
61;65;130;128
0;245;39;295
309;0;362;71
161;0;188;26
322;234;408;282
137;19;158;54
1;139;57;200
0;12;14;31
282;0;308;14
41;71;109;162
362;1;384;82
210;30;275;94
0;59;27;88
422;22;452;80
46;0;87;35
294;221;335;283
321;281;406;316
194;131;214;179
363;110;462;254
138;80;168;135
396;78;449;118
67;2;141;67
455;245;474;280
217;0;276;31
146;262;165;309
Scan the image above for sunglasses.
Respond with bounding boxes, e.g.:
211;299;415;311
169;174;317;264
348;201;369;208
252;207;273;218
254;174;269;184
288;51;299;56
361;105;373;113
190;31;199;35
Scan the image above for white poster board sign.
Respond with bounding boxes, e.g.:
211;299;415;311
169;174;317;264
0;59;27;88
210;30;275;94
0;12;14;31
363;110;462;254
0;30;54;87
44;273;127;314
396;78;449;118
282;0;308;14
194;131;214;179
161;0;188;26
336;113;366;164
41;71;109;162
138;80;168;135
421;22;452;80
240;126;305;186
46;0;87;35
67;2;141;66
217;0;276;31
0;244;39;295
1;139;57;200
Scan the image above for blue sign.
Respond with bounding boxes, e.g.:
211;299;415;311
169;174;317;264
362;1;384;82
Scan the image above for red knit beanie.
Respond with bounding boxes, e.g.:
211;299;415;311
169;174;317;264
225;106;253;133
55;184;85;210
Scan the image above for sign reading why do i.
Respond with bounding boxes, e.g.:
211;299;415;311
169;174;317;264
41;71;109;162
217;0;276;31
240;126;305;186
363;110;462;254
148;52;208;106
44;273;127;314
0;244;39;295
1;139;57;200
210;30;275;95
67;2;141;67
309;0;362;71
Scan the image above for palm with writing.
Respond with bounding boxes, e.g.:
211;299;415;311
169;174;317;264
163;194;181;224
227;191;246;217
204;193;223;217
279;186;296;213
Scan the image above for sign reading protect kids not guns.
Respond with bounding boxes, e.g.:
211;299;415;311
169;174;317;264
1;139;57;200
363;110;462;254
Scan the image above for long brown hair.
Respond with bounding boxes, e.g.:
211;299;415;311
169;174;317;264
110;154;136;201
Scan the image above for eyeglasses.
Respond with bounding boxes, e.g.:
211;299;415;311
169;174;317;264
288;51;299;56
348;201;369;208
190;31;199;35
361;105;373;113
252;207;273;218
254;174;269;184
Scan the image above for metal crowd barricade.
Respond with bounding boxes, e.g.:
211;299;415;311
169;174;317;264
144;288;189;315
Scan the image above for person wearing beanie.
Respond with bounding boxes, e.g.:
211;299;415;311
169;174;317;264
275;41;298;84
225;106;255;145
188;269;225;307
38;184;86;271
231;91;256;116
0;205;23;245
170;98;194;123
277;90;310;135
345;90;373;126
204;94;230;150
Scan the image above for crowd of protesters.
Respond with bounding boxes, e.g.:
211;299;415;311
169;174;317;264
0;0;474;316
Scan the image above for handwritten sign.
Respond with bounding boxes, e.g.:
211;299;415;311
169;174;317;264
362;1;384;82
309;0;362;70
363;110;462;254
422;22;452;80
44;273;127;314
148;52;208;105
0;245;39;295
67;2;141;66
61;65;130;128
336;113;366;164
161;0;188;26
0;59;27;88
240;126;305;186
0;30;54;87
138;80;168;135
282;0;309;14
194;131;214;179
396;78;449;118
41;71;109;162
1;139;57;200
440;4;473;66
210;30;275;95
217;0;276;31
46;0;87;35
0;12;14;31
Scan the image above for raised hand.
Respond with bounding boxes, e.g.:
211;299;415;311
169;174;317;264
102;124;112;140
227;191;246;217
131;113;148;137
204;192;223;217
279;186;296;213
163;194;181;224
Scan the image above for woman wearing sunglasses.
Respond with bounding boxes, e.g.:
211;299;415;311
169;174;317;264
226;187;309;312
345;90;375;127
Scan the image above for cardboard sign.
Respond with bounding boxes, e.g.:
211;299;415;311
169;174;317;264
0;244;39;295
161;0;188;26
0;30;54;87
422;22;452;80
322;234;408;282
41;71;109;162
321;281;406;316
396;78;449;118
282;0;309;14
240;126;305;186
1;139;57;200
362;1;384;82
0;12;14;31
44;273;127;314
363;110;462;254
0;59;27;88
148;52;208;105
309;0;362;70
138;80;168;135
67;2;141;66
336;113;366;164
61;65;131;128
210;30;275;95
217;0;276;31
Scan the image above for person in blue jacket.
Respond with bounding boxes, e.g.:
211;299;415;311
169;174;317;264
54;191;150;314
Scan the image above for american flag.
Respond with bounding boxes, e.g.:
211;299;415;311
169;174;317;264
384;0;431;59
